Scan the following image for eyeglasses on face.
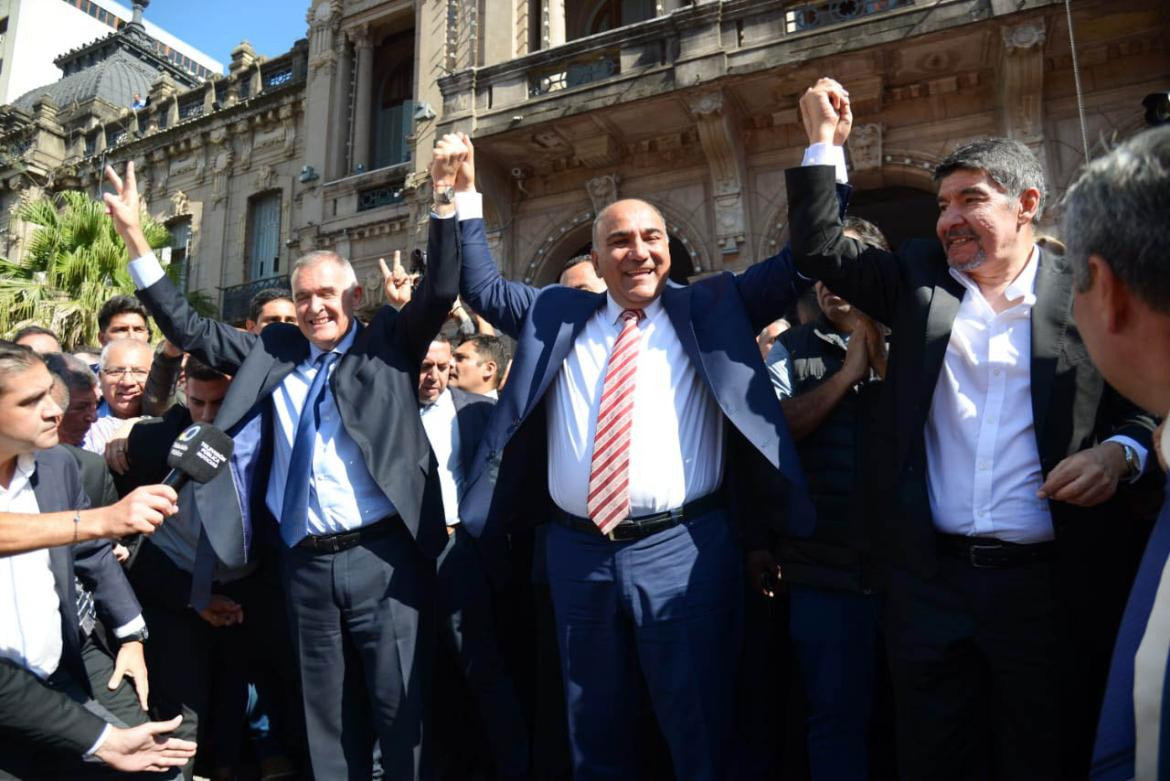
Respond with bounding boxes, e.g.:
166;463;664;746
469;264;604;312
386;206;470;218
101;367;149;380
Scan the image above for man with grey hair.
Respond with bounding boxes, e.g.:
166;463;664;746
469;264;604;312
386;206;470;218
786;78;1155;779
102;142;460;779
84;339;153;455
1059;125;1170;780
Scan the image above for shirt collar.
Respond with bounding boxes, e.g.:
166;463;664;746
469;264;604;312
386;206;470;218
604;293;663;326
949;244;1039;307
3;453;37;495
308;320;358;362
420;387;453;414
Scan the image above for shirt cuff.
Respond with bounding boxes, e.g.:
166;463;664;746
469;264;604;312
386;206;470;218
1106;435;1149;483
802;143;848;185
128;252;166;289
455;191;483;221
84;724;112;758
112;614;146;639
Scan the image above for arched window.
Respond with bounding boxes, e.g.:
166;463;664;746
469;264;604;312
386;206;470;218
568;0;657;40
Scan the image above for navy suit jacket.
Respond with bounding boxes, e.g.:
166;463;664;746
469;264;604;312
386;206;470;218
453;216;817;542
31;447;143;696
0;658;106;755
134;218;460;574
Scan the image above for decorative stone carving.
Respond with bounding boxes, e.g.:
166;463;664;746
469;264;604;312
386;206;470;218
1002;21;1046;51
687;88;747;252
999;20;1046;145
257;164;276;190
233;120;253;172
849;124;883;171
585;174;620;213
169;190;190;218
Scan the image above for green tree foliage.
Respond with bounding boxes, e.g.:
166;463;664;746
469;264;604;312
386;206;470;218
0;190;212;348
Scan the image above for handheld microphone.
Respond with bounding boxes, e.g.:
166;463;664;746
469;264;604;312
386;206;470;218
162;422;234;491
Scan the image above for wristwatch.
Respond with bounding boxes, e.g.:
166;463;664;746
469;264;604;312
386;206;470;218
1121;443;1142;480
433;184;455;205
122;626;149;644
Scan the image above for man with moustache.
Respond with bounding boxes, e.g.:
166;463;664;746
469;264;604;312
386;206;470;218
785;78;1155;779
84;339;153;454
1058;126;1170;780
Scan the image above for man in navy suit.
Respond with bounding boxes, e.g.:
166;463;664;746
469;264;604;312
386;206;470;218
437;133;814;780
102;146;459;779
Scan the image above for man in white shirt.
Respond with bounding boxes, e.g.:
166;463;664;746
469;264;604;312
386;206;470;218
448;132;816;781
0;341;186;778
786;78;1156;780
1064;126;1170;780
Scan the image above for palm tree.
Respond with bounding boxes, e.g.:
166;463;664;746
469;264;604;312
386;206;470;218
0;189;197;348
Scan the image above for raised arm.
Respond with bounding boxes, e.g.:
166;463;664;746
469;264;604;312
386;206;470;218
785;79;902;326
103;163;257;374
447;134;538;339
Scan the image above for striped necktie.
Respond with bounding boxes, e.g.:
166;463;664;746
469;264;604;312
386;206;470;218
586;308;644;534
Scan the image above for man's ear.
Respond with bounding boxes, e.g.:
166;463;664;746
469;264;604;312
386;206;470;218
351;285;364;308
1089;254;1130;334
484;359;498;380
1018;187;1042;225
590;249;601;274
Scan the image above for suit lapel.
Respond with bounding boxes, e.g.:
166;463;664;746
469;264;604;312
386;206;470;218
660;286;709;388
1030;249;1067;440
922;270;966;397
215;336;306;434
519;292;605;420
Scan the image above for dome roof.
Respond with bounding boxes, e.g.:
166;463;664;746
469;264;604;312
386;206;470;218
13;48;158;113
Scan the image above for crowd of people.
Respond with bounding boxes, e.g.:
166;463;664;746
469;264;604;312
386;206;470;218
0;76;1167;781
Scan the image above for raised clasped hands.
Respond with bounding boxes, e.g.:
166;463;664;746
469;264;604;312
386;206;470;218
798;77;854;147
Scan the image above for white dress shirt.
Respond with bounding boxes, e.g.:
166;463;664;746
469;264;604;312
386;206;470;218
0;455;62;679
420;389;463;527
924;249;1146;543
802;146;1148;544
452;190;725;517
129;253;396;535
545;296;725;518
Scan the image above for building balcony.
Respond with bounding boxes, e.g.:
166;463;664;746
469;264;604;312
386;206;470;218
220;274;290;325
436;0;949;136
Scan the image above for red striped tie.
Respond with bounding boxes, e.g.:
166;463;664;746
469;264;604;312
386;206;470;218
587;308;644;534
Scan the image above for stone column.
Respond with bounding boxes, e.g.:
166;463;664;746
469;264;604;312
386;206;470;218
541;0;565;49
350;25;374;173
330;37;354;179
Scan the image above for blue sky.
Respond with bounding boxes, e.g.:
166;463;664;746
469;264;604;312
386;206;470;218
141;0;310;66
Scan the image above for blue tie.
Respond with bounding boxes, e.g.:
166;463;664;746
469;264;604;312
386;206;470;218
280;351;339;547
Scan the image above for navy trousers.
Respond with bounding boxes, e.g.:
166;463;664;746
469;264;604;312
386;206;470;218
435;525;529;779
279;523;434;781
788;583;878;781
545;508;743;781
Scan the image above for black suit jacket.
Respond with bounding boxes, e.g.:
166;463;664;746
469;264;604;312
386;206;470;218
0;658;105;755
31;447;144;696
785;164;1156;579
135;217;460;571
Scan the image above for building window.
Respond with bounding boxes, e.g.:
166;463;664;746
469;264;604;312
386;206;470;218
568;0;657;40
371;32;414;170
166;218;192;291
247;192;282;281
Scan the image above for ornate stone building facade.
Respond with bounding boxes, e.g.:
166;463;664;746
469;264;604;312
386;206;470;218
1;0;1167;322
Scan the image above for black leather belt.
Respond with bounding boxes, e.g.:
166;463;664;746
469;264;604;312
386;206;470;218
297;518;395;553
937;534;1055;569
552;492;723;542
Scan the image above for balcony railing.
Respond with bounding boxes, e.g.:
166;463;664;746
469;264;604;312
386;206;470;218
220;275;290;325
439;0;925;130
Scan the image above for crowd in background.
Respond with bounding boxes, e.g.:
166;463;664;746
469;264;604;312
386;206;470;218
0;77;1167;781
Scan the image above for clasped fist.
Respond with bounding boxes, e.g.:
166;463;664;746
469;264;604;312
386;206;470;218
103;485;179;537
431;131;475;191
799;77;853;147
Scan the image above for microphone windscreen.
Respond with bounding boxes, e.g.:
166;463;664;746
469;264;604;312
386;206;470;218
166;422;234;484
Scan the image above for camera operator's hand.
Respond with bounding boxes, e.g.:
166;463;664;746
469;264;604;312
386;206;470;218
380;250;417;311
